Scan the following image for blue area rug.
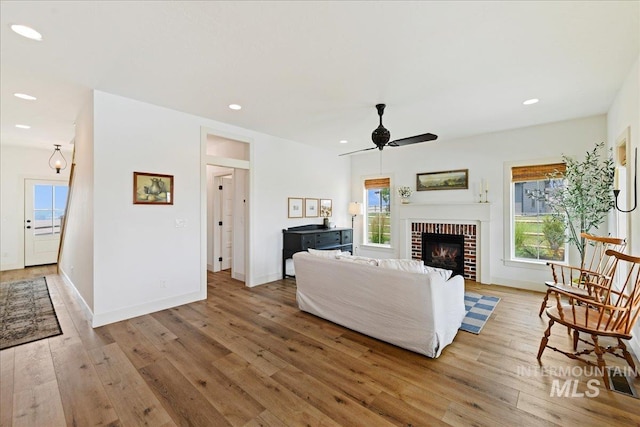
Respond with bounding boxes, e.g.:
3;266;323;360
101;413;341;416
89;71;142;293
460;292;500;334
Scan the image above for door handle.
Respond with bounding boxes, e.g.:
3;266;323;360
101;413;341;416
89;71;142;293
26;219;31;223
26;226;31;229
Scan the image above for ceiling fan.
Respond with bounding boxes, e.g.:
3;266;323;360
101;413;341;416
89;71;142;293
340;104;438;156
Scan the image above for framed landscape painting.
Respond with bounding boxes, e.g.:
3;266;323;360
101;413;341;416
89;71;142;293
416;169;468;191
133;172;174;204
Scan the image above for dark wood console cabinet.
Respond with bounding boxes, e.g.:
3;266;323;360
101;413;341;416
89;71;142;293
282;225;353;279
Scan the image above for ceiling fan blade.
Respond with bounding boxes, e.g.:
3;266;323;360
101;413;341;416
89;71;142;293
338;146;378;156
388;133;438;147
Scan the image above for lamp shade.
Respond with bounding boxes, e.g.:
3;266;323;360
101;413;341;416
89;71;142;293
348;202;363;216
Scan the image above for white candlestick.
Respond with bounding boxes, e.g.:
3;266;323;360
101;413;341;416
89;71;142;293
613;167;619;190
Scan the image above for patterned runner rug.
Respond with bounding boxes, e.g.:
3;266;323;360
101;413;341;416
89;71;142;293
0;277;62;350
460;292;500;334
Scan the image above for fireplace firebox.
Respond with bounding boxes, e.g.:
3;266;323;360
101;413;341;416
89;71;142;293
421;232;465;277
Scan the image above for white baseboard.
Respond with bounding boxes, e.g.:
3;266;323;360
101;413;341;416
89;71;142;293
232;272;245;282
489;276;546;293
92;291;205;327
248;272;282;287
58;267;94;321
59;267;208;328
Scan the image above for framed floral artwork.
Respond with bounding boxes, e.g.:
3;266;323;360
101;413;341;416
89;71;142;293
320;199;332;217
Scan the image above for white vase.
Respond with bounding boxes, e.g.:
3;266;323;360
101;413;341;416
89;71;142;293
401;198;409;204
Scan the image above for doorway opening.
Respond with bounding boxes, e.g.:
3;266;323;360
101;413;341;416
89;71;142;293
203;129;250;285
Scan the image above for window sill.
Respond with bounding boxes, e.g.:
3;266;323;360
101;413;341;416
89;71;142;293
503;258;565;271
360;244;393;252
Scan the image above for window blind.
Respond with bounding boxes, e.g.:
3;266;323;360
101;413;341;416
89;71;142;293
364;177;390;189
511;163;565;182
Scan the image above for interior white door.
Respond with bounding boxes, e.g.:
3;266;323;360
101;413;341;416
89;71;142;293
221;175;234;270
24;179;68;266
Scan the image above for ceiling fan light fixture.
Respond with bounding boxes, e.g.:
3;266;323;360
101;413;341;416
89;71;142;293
523;98;539;105
14;93;37;101
10;24;42;41
339;103;438;156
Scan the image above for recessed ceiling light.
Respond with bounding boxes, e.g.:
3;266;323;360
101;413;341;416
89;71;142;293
14;93;37;101
10;24;42;41
523;98;539;105
340;140;348;144
228;104;242;110
15;124;31;129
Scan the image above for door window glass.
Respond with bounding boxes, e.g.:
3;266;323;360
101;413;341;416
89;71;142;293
33;184;68;235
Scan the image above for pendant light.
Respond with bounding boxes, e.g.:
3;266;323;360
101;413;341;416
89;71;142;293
49;144;67;174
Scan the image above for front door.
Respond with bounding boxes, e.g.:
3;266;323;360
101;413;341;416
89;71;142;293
24;179;68;266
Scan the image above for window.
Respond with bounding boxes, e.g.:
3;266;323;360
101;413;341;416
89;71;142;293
364;177;391;245
33;184;68;235
511;163;567;263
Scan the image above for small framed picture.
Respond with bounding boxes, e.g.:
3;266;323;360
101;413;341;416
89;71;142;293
288;197;303;218
304;198;319;217
320;199;332;217
133;172;174;205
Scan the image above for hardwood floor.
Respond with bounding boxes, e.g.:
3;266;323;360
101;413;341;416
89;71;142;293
1;266;639;426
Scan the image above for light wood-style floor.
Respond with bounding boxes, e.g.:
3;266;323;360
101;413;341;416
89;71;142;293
1;266;639;426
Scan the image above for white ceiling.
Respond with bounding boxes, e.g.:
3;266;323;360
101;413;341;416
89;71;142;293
1;1;638;154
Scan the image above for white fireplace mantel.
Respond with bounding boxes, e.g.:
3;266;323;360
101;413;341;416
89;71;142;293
398;202;491;284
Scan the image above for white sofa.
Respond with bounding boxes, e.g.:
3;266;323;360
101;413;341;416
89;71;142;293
292;251;466;358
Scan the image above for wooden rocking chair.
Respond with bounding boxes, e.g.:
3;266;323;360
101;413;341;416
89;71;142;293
538;233;626;316
537;250;640;389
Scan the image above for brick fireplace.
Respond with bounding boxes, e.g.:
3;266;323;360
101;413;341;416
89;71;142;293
397;202;490;284
411;222;477;280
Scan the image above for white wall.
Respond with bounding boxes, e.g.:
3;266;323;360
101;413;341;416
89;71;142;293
0;144;72;271
59;93;95;310
608;56;639;254
251;134;351;283
59;90;350;326
350;115;607;290
89;92;209;325
607;55;640;357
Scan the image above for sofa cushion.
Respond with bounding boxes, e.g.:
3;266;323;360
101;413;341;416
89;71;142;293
423;265;454;280
378;258;424;273
307;248;343;259
336;254;379;266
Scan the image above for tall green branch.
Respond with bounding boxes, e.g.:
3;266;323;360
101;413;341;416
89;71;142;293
546;142;614;266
